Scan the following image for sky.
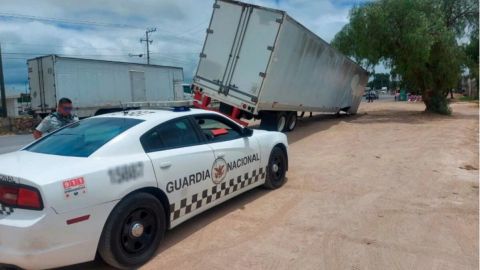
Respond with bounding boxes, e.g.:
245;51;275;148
0;0;370;95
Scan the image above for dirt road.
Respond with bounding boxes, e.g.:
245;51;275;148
71;100;479;270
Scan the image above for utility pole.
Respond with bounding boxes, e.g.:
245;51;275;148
140;28;156;65
0;44;6;117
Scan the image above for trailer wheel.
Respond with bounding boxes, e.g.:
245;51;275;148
260;111;287;132
276;112;287;132
285;112;297;132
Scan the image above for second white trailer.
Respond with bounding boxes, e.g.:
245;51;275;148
193;0;368;131
28;55;185;118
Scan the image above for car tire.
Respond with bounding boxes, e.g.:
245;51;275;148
264;146;287;189
285;112;297;132
98;192;166;270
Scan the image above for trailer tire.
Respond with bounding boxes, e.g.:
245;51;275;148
285;112;297;132
260;112;287;132
276;112;287;132
259;113;274;131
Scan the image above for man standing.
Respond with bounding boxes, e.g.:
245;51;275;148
33;98;79;139
367;91;375;103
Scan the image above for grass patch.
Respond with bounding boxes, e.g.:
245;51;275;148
459;96;479;101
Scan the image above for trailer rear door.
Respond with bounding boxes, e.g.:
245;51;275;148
29;56;56;113
195;1;283;108
196;1;244;92
225;7;282;104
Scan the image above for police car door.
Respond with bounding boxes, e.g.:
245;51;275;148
140;117;216;226
193;114;262;205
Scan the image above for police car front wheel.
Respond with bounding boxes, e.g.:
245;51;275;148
98;192;166;269
264;146;287;189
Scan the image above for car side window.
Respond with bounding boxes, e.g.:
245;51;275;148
141;118;200;152
194;115;242;143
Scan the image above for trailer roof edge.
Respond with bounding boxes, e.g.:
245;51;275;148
218;0;367;74
27;54;184;71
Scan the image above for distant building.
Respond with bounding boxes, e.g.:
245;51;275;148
2;92;30;117
6;94;20;117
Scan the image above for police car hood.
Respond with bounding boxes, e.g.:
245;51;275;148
0;150;92;187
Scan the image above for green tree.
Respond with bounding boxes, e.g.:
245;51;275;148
332;0;479;114
464;34;479;80
367;73;391;90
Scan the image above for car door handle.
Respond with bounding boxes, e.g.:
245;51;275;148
160;162;172;169
217;153;225;158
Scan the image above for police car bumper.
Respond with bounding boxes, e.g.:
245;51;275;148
0;203;115;270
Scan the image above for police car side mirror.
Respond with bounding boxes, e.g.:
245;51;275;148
242;127;253;137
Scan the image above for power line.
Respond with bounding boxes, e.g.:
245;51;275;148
174;18;211;38
0;12;144;29
2;41;200;55
2;42;141;53
2;52;131;57
1;52;199;65
0;14;205;46
3;51;199;58
0;13;209;40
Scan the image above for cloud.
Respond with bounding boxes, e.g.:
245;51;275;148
0;0;370;93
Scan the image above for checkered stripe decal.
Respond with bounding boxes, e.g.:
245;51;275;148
0;204;14;216
170;167;267;221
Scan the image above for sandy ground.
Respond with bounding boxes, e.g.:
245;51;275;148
65;100;479;270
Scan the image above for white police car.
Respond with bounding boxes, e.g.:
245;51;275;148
0;107;288;270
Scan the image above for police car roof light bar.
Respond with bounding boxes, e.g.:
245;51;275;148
173;106;190;112
125;100;193;110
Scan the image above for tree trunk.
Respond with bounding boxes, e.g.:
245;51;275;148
422;89;451;115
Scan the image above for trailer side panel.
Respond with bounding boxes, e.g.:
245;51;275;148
193;0;368;117
258;15;368;114
52;58;183;117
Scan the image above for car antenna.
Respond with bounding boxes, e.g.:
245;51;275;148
120;101;128;115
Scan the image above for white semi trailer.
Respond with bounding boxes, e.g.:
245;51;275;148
192;0;368;131
28;55;185;118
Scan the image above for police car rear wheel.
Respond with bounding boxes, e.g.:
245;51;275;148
98;192;165;269
264;146;287;189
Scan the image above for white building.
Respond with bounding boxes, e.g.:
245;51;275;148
5;94;20;117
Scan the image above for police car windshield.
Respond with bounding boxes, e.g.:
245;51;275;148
26;117;143;157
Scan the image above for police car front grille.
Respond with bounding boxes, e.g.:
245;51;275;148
169;167;266;221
